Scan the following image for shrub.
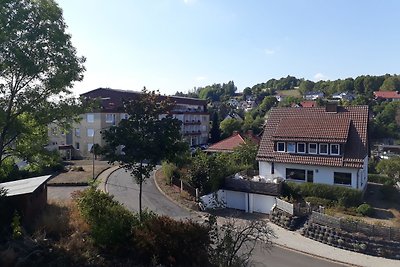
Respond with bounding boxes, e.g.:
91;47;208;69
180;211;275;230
356;204;374;217
284;182;363;207
304;197;335;208
75;187;136;249
380;184;398;201
368;174;394;184
161;161;178;185
133;216;210;266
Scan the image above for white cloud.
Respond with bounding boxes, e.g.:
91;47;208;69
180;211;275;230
313;73;328;81
264;48;276;55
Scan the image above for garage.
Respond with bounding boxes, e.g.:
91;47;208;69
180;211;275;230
252;194;276;214
225;190;246;211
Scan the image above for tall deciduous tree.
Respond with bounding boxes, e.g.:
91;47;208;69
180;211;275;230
0;0;86;168
102;89;186;220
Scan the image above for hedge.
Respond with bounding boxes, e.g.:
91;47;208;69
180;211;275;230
368;174;394;185
282;182;363;207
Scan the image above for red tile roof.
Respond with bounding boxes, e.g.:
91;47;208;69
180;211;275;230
272;117;350;143
206;132;260;153
300;101;317;107
373;91;400;99
257;106;369;168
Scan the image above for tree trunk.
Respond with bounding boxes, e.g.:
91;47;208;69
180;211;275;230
139;173;143;222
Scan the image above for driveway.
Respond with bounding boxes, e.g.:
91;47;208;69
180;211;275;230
106;168;193;220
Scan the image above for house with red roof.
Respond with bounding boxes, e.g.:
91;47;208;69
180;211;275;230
256;103;369;190
206;130;260;153
373;91;400;101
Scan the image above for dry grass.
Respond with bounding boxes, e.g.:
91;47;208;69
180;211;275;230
48;161;111;185
155;168;198;210
276;89;301;97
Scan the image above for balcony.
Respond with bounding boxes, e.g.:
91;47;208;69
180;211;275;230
223;170;282;196
184;120;201;125
183;130;201;136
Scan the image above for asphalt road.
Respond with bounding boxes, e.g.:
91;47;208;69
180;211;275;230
106;168;346;267
106;168;193;220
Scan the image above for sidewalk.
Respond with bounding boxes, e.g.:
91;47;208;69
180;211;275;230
269;221;399;267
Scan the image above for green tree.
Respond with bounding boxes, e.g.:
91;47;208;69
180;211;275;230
298;80;315;95
376;157;400;182
209;112;221;144
232;139;259;169
380;75;400;91
0;0;86;169
101;89;187;220
220;118;243;137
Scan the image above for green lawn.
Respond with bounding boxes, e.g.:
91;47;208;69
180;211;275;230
276;89;301;97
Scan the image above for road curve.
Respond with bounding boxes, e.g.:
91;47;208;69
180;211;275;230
106;168;193;220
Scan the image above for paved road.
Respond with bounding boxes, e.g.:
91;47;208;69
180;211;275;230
106;168;193;220
106;168;345;267
251;245;346;267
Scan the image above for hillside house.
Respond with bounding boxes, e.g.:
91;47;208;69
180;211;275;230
256;103;369;191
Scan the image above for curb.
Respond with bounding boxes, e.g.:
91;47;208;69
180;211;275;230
98;165;122;193
153;167;197;214
47;166;111;187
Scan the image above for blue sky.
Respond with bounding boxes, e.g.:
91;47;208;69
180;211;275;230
56;0;400;96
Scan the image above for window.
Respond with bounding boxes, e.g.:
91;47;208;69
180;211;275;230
87;128;94;137
334;172;351;185
287;142;296;153
75;142;80;150
319;143;328;155
75;128;80;137
87;113;94;123
121;113;129;120
88;143;93;152
330;144;340;155
286;168;306;181
297;143;306;153
277;142;285;152
309;143;317;154
106;114;116;124
307;170;314;183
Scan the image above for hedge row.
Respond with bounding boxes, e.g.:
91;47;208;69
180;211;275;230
282;182;363;207
368;174;394;185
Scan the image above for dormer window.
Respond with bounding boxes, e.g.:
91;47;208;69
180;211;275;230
309;143;317;154
319;143;328;155
277;142;285;152
330;144;340;155
287;142;296;153
297;143;306;154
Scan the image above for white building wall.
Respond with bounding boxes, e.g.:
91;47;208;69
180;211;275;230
259;161;362;189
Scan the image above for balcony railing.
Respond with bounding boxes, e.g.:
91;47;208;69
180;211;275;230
224;171;282;196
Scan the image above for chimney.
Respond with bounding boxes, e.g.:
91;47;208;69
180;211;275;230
325;101;338;113
232;130;239;136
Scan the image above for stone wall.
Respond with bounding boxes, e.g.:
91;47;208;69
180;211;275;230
269;208;304;231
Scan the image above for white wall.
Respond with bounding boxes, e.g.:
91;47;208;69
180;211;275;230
259;161;363;189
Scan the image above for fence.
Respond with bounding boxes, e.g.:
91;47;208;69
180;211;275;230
170;176;197;198
310;211;400;241
276;198;294;215
224;177;282;196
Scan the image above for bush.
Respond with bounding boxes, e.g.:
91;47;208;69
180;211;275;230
304;197;335;208
133;216;210;266
75;187;137;249
380;184;398;201
368;174;394;184
161;161;178;185
356;204;374;217
283;182;363;207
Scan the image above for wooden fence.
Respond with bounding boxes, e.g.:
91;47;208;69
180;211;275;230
310;211;400;241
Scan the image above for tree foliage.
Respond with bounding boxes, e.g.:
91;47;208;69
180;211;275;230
220;118;243;138
102;88;187;220
376;157;400;182
0;0;86;170
209;112;221;144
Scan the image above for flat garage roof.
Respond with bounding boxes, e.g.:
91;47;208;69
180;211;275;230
0;175;52;197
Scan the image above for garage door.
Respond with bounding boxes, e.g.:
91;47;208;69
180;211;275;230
225;190;246;211
253;194;276;214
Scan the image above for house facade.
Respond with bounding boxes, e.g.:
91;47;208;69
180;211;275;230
256;104;369;190
48;88;209;158
304;91;324;100
373;91;400;101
